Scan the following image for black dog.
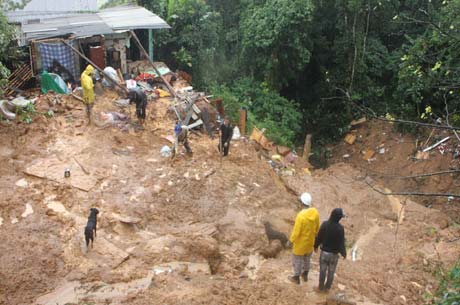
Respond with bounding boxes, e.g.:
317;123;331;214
84;208;99;249
264;221;288;248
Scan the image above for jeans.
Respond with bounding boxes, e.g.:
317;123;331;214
292;253;311;276
319;250;339;290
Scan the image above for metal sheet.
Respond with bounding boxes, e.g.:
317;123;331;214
13;5;170;45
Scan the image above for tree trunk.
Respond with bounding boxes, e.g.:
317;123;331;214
302;134;312;161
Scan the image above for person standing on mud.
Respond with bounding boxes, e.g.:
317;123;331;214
172;121;192;158
128;87;147;125
81;65;95;123
288;192;320;284
314;208;347;292
218;116;233;157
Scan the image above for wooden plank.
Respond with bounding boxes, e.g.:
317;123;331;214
117;69;125;85
186;119;203;129
182;110;194;125
201;107;213;137
129;30;176;97
192;104;201;114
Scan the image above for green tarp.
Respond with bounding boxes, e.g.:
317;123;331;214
40;71;67;94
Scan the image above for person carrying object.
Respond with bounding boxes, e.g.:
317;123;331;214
218;116;233;156
172;121;192;158
288;192;320;284
128;87;147;125
314;208;347;292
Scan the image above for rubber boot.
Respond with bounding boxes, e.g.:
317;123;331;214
301;271;309;282
288;275;300;285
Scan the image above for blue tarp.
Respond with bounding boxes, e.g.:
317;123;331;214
38;42;78;80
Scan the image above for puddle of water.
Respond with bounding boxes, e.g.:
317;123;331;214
21;203;34;218
350;225;380;262
11;217;18;224
0;216;3;226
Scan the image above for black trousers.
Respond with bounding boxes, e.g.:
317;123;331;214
136;104;146;120
218;139;230;156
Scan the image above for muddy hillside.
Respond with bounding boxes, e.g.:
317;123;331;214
0;84;459;305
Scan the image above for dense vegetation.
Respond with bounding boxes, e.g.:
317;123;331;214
136;0;460;146
429;264;460;305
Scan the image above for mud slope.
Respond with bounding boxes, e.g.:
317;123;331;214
0;91;458;305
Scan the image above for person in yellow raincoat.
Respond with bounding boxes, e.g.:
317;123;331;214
288;192;320;284
81;65;95;122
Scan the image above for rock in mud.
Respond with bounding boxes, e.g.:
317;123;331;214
259;240;283;258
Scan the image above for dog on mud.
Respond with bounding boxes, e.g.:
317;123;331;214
84;208;99;249
264;221;289;248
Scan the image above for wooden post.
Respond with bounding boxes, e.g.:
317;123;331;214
303;134;312;161
129;30;176;97
148;29;154;61
239;108;247;136
61;40;128;94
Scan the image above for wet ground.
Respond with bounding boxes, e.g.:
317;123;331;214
0;90;459;305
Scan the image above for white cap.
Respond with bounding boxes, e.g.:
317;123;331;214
300;192;312;206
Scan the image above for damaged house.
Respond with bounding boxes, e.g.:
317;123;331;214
5;3;171;95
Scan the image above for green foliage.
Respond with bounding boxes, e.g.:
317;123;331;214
210;78;301;146
396;0;460;121
173;47;192;69
100;0;133;9
240;0;314;88
427;264;460;305
133;0;460;147
16;102;36;124
0;0;30;11
0;10;24;96
150;0;232;87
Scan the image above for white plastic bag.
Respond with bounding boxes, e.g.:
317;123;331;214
101;67;120;87
160;145;172;157
232;126;241;140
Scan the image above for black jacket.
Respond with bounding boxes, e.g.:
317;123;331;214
128;88;147;110
314;208;346;258
220;123;233;143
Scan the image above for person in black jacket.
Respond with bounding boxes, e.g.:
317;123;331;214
314;208;347;291
128;87;147;125
218;116;233;156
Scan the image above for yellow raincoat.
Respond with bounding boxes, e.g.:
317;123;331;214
290;207;320;255
81;65;95;104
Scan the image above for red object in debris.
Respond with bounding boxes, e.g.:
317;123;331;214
135;73;156;81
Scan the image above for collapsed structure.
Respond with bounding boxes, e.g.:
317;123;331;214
4;5;170;96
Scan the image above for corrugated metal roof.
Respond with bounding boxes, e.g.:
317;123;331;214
6;0;97;24
16;0;97;12
14;5;170;45
98;5;170;30
22;13;113;42
7;11;87;24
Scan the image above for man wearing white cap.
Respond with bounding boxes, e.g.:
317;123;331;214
288;192;320;284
